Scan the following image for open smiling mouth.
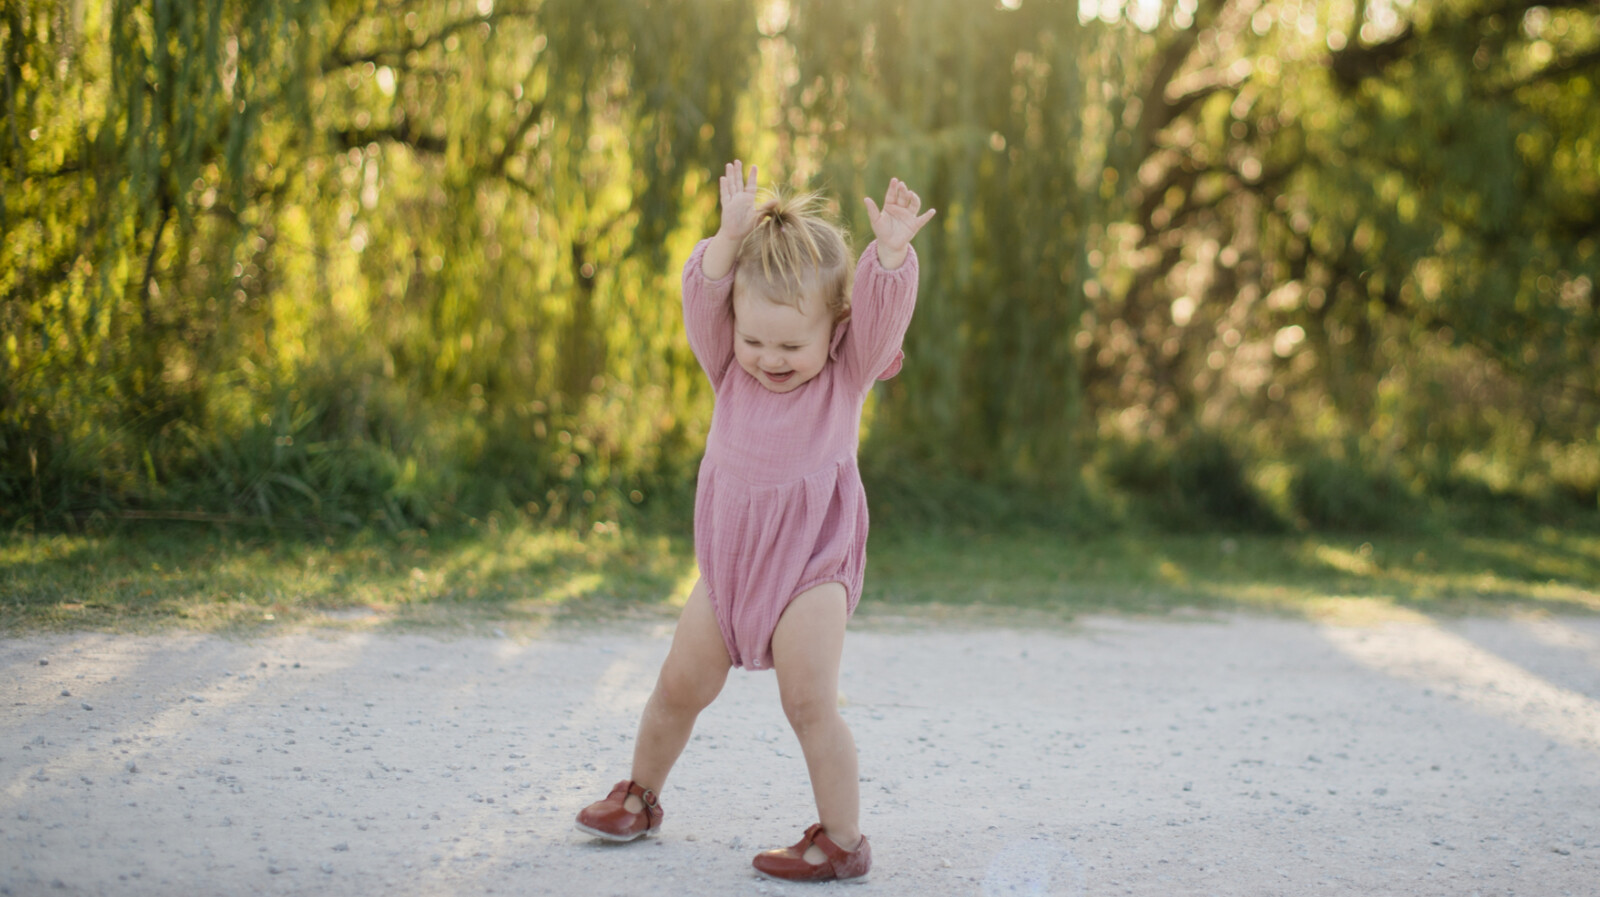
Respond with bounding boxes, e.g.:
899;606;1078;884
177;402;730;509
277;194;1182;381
764;370;794;383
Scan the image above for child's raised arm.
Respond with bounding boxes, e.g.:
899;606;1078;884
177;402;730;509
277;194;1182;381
700;160;761;280
862;178;936;271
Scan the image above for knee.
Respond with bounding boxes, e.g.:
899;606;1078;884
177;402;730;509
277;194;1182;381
781;690;839;737
653;664;720;716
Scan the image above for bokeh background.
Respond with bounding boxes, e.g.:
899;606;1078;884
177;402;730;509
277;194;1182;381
4;0;1597;538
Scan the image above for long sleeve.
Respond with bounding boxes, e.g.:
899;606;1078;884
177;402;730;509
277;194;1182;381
682;239;737;391
836;241;919;391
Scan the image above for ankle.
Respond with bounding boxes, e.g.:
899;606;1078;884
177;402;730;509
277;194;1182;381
824;827;862;852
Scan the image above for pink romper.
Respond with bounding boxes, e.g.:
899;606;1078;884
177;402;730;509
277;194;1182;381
682;239;920;670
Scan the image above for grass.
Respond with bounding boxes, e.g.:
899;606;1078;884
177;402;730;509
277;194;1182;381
4;519;1598;636
861;527;1600;625
0;522;697;636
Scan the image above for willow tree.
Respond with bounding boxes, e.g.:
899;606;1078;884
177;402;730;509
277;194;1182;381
4;0;1596;531
784;0;1094;487
2;0;316;515
2;0;757;526
1101;0;1600;519
784;0;1597;521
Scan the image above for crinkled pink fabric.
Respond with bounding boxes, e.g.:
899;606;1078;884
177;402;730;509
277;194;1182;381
682;239;919;669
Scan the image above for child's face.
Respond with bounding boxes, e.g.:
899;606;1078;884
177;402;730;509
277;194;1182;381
731;287;835;394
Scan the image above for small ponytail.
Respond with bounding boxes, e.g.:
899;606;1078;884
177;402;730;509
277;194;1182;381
736;190;853;319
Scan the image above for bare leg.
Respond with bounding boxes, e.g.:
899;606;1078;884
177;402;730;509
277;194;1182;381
771;582;860;863
620;577;732;814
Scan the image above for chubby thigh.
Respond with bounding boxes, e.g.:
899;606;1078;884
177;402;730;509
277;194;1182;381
771;583;849;726
655;578;734;710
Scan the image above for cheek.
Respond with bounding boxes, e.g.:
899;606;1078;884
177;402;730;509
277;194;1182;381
801;345;830;373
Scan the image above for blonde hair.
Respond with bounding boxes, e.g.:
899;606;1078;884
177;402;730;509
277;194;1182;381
736;191;853;320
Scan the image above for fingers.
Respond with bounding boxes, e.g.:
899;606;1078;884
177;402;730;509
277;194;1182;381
876;179;935;221
879;177;927;215
862;196;880;223
720;161;758;200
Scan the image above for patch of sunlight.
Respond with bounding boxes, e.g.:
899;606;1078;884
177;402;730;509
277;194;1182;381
1218;582;1319;611
0;534;96;565
665;565;701;608
539;571;604;605
1462;535;1600;582
1526;583;1600;611
1300;596;1432;626
1322;619;1600;752
442;527;576;580
1382;567;1600;609
1210;583;1425;624
1515;613;1600;664
1156;559;1188;585
1311;543;1379;577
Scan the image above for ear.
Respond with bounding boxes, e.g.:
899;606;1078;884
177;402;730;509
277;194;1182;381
828;310;851;360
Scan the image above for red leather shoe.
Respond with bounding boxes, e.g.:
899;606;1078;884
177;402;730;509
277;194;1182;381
574;780;663;842
752;824;871;882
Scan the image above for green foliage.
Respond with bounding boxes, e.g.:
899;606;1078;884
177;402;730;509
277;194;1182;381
2;1;1597;533
1290;450;1425;533
1100;431;1283;532
788;0;1093;482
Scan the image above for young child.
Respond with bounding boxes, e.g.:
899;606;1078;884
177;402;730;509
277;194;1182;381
575;161;934;883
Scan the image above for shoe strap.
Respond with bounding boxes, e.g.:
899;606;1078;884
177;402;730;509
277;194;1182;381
624;780;661;823
806;824;857;867
624;780;659;807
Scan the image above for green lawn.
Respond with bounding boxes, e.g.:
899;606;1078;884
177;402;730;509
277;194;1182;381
3;523;1597;635
861;528;1600;625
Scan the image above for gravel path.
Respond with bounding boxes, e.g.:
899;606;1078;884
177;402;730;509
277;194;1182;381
3;612;1598;896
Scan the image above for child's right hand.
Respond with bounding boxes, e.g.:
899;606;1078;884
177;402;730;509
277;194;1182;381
717;160;761;243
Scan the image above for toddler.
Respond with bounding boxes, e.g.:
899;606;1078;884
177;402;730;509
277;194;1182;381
575;161;935;883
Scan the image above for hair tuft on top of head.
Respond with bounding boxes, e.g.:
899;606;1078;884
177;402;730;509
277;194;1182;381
737;190;853;318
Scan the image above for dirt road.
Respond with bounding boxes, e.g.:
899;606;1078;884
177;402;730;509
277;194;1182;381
3;611;1598;895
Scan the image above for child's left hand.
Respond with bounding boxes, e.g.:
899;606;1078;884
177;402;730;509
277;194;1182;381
864;178;936;270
